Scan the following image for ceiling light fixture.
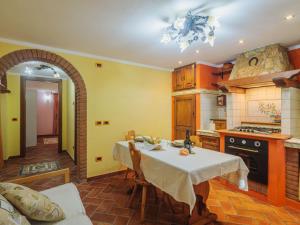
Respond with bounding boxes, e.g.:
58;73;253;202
285;14;295;20
25;66;33;75
161;10;219;52
239;39;244;44
53;72;60;78
178;61;182;65
196;50;200;54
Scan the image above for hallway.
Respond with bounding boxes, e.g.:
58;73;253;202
0;136;76;183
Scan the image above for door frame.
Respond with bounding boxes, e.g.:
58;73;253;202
173;94;196;140
20;76;62;157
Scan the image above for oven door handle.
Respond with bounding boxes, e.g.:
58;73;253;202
227;145;259;153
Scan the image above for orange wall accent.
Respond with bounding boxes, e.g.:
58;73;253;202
288;48;300;69
197;64;218;90
268;139;286;206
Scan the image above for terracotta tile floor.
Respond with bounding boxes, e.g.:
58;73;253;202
1;140;299;225
0;137;77;182
76;175;300;225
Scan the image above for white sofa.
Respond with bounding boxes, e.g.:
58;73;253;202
31;183;93;225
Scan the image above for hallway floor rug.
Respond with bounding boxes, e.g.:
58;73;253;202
43;137;58;145
20;161;60;176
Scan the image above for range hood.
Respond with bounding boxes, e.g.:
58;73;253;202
217;44;300;92
217;69;300;91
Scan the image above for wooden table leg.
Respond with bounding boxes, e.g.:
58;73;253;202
183;181;217;225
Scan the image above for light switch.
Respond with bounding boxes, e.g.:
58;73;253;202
103;121;110;125
95;121;102;126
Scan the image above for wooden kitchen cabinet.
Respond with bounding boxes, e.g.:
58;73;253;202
173;63;196;91
199;135;220;151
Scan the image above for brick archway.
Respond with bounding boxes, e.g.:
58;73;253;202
0;49;87;181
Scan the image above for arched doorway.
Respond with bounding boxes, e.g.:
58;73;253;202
0;49;87;181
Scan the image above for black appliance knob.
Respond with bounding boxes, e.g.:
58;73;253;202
254;141;261;147
229;138;235;143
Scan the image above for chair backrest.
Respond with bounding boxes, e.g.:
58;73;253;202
128;141;145;180
190;135;202;147
125;130;136;141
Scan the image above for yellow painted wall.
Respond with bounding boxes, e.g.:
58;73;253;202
0;41;172;178
0;74;20;159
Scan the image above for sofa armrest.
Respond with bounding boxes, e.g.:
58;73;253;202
7;168;70;184
41;183;86;219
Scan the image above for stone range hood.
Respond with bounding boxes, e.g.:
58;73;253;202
217;44;300;92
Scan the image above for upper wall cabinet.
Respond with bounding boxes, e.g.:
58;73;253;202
173;63;196;91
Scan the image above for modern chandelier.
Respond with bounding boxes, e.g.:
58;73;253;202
161;10;219;52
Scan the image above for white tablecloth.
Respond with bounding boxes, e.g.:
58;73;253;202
113;141;249;213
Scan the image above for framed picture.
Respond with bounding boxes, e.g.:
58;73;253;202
217;95;226;106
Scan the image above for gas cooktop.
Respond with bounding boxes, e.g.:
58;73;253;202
231;126;281;135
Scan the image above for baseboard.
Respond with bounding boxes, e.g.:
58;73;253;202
285;198;300;210
87;170;127;181
7;155;21;160
37;134;57;138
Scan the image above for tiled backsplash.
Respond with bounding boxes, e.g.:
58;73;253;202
226;86;300;136
200;93;226;130
226;86;282;129
281;88;300;137
244;86;281;123
226;93;246;129
200;93;218;130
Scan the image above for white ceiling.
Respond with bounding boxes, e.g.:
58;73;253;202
9;61;69;79
0;0;299;70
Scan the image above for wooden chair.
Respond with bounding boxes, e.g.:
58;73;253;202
125;130;135;141
191;135;202;147
124;130;136;180
127;141;155;221
127;142;176;221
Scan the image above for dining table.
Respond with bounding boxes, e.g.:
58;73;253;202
113;140;249;224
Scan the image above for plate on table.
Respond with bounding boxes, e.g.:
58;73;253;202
143;144;163;151
134;136;144;142
171;140;184;148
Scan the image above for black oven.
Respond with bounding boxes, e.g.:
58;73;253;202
225;136;268;185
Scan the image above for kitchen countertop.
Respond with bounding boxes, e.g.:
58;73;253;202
285;138;300;149
217;129;291;140
196;130;220;137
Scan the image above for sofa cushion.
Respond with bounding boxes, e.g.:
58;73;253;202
0;193;31;225
40;183;85;219
0;183;30;193
0;183;65;222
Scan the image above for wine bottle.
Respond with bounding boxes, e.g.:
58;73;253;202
184;129;192;153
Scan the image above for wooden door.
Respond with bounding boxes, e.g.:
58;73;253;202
183;64;196;89
174;95;196;140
